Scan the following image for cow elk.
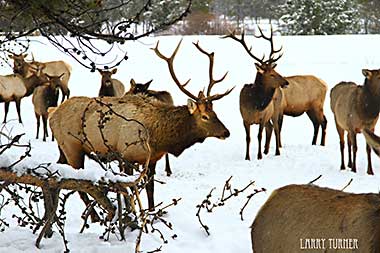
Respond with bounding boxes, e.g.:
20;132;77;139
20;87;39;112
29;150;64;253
0;63;46;123
9;53;71;102
98;68;125;97
330;69;380;175
280;75;328;146
224;27;288;160
251;184;380;253
49;40;233;214
127;78;175;176
33;73;64;141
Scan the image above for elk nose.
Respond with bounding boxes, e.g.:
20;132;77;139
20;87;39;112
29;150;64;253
282;80;289;88
223;129;230;138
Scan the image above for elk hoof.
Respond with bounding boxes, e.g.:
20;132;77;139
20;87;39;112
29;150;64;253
367;169;374;175
348;162;352;168
264;149;269;155
340;165;345;170
257;154;262;160
351;167;357;173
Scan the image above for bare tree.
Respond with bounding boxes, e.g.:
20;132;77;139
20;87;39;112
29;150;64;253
0;0;192;70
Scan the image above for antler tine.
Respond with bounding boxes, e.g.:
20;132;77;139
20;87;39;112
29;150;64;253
223;29;265;64
254;25;283;65
152;39;198;101
206;86;235;102
193;41;229;97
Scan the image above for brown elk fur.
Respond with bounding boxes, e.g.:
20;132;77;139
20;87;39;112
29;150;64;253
0;65;45;123
330;69;380;175
126;78;175;176
9;53;71;103
98;68;125;97
281;75;328;146
49;94;230;210
251;184;380;253
32;74;63;141
240;63;288;160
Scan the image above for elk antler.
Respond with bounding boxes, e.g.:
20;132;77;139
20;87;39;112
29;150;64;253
254;26;283;65
223;25;283;66
152;40;198;101
192;41;234;102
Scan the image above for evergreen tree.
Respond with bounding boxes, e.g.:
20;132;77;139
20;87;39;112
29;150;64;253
278;0;360;35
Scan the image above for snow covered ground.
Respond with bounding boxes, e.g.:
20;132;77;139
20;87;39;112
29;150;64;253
1;34;380;252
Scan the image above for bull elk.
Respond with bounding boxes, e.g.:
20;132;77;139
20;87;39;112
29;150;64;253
224;27;288;160
280;75;328;146
126;78;174;176
49;40;233;213
9;53;71;102
330;69;380;175
251;184;380;253
0;64;46;123
97;68;125;97
32;73;64;141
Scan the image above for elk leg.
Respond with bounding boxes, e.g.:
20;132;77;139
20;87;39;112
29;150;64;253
35;113;40;139
243;121;251;160
307;110;319;146
165;154;172;176
335;119;345;170
273;119;281;156
147;162;156;210
367;143;374;175
42;115;48;142
278;115;284;148
15;98;22;124
320;115;327;146
257;123;265;160
3;102;10;123
347;133;352;168
264;121;273;155
57;146;68;164
349;131;357;173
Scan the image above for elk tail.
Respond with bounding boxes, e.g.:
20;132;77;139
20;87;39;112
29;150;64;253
363;128;380;157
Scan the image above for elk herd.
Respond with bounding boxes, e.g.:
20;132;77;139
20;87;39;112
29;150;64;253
2;28;380;251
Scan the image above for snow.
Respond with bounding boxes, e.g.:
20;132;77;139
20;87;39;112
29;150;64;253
1;34;380;252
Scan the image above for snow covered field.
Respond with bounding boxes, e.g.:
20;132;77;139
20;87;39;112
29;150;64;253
1;34;380;252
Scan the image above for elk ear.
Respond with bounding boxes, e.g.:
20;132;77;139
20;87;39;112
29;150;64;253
144;79;153;89
130;78;136;88
362;69;372;78
255;63;264;74
187;99;198;115
23;53;28;58
8;54;13;59
112;68;117;74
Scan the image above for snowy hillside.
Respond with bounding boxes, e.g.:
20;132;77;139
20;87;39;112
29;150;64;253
1;34;380;252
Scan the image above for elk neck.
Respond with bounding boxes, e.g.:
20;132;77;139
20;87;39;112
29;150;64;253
361;79;380;119
100;81;115;96
152;105;207;157
23;74;44;96
245;73;276;111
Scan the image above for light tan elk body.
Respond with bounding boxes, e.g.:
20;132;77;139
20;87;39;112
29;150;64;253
281;75;328;146
127;78;175;176
10;53;71;102
330;69;380;175
98;68;125;97
0;64;45;123
251;184;380;253
32;73;63;141
49;40;233;211
225;27;288;160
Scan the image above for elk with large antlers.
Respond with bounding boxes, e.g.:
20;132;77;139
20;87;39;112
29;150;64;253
126;78;175;176
331;69;380;175
224;27;288;160
9;53;71;103
49;40;233;214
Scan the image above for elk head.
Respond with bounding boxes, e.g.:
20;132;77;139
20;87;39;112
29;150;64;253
128;78;153;94
362;69;380;95
152;40;234;140
98;68;117;87
45;73;64;92
224;26;288;89
9;53;29;76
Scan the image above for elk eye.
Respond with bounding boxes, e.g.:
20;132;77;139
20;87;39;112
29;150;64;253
201;115;209;121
